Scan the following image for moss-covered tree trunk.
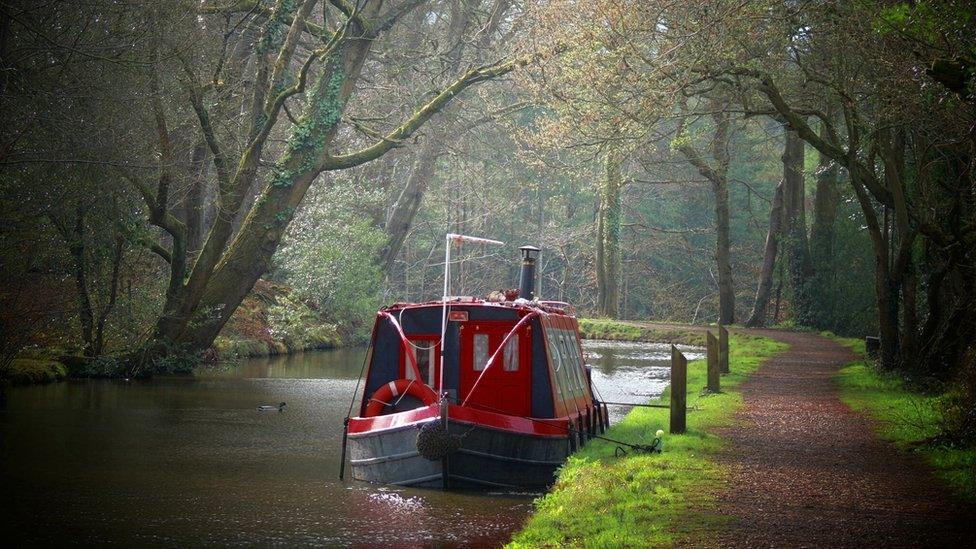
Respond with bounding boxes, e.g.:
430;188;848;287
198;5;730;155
129;0;526;365
808;124;840;327
179;38;373;351
782;127;814;324
596;149;622;318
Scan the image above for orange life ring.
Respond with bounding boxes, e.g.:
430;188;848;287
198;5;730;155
364;379;438;417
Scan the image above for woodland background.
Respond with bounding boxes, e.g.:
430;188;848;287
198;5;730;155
1;1;974;437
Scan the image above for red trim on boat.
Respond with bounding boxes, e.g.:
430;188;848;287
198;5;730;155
348;403;574;438
348;404;439;435
447;404;568;437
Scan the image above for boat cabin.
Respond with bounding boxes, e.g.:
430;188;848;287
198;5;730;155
359;299;593;420
345;240;607;489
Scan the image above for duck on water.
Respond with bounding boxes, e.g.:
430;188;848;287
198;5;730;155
341;235;609;490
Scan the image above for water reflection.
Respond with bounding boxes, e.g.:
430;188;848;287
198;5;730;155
0;340;699;546
585;340;704;422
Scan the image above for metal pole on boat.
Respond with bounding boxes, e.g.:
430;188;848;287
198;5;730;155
339;417;349;479
439;236;451;395
440;397;450;489
439;233;506;394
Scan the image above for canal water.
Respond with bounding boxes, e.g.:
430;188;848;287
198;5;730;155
0;341;702;546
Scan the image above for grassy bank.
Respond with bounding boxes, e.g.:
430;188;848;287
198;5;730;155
509;332;787;547
2;358;67;385
829;334;976;500
579;318;705;346
211;280;342;360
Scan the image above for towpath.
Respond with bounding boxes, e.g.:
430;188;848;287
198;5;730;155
707;329;975;547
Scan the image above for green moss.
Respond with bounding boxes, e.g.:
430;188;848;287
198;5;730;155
579;318;705;346
269;62;346;190
835;360;976;500
256;0;298;54
5;358;67;385
509;334;787;547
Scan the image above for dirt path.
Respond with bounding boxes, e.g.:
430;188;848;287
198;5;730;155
710;329;975;547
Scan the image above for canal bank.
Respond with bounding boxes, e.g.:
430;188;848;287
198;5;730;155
510;323;786;547
1;281;349;386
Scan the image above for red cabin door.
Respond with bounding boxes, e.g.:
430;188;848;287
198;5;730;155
459;321;531;416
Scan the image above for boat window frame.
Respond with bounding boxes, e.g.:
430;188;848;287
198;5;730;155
557;330;577;399
559;330;581;398
503;334;519;372
547;330;564;400
566;332;586;396
400;334;440;387
473;332;490;372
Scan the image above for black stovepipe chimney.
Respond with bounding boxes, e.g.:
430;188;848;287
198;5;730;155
518;246;541;300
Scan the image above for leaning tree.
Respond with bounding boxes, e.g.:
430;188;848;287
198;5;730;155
117;0;537;369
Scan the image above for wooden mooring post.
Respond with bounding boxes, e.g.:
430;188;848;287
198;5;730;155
719;325;729;374
706;330;721;393
670;345;687;434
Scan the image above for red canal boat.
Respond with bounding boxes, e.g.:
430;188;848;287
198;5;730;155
342;236;609;489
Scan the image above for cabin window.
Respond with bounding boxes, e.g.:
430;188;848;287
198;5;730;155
416;345;432;384
503;336;519;371
574;347;588;394
473;333;489;371
564;334;585;393
548;336;563;398
556;333;576;398
559;332;580;396
405;340;435;384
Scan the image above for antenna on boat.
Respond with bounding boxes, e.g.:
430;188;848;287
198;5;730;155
440;233;505;396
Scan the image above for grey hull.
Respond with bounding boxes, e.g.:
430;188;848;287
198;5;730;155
348;418;573;489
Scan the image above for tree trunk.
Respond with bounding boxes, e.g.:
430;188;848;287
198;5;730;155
176;37;377;352
900;255;918;364
678;102;735;324
782;127;814;324
595;196;607;314
808;125;840;327
713;173;735;325
92;234;124;356
711;108;735;325
378;142;439;274
185;141;207;258
746;182;784;327
597;149;622;318
66;208;96;357
850;171;901;369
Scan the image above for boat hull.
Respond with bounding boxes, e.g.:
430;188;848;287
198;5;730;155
347;408;573;489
